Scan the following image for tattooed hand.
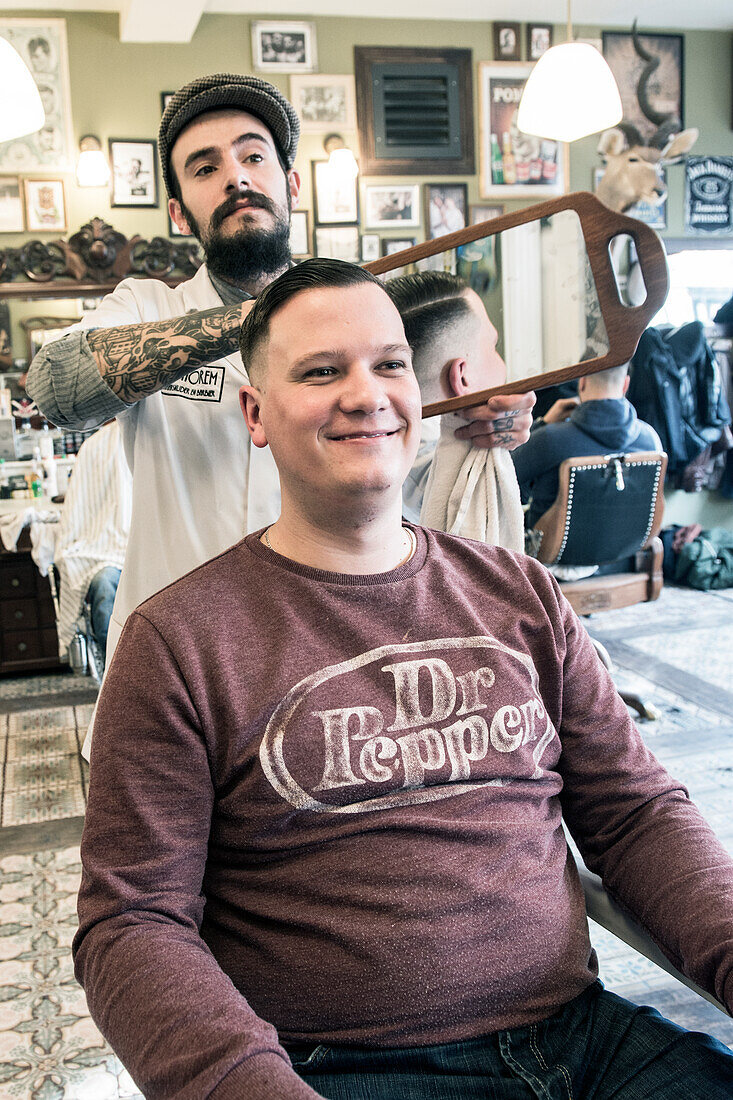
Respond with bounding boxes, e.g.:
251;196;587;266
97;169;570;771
86;300;255;404
453;391;535;451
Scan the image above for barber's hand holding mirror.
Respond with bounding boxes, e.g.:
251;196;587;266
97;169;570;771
364;191;669;423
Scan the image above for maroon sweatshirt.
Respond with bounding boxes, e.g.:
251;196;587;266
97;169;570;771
74;527;733;1100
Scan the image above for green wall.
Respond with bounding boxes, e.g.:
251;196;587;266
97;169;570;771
1;12;732;249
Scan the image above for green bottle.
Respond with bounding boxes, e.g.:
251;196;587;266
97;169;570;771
491;133;504;185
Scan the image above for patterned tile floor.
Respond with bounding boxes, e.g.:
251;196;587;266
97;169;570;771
0;586;731;1099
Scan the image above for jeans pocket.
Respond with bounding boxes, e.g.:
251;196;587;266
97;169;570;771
284;1042;330;1071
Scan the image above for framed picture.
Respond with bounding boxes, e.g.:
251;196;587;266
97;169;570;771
289;209;310;256
425;183;468;239
109;139;159;207
478;62;567;198
381;238;417;257
593;167;667;230
470;203;504;224
160;91;175;115
685;156;733;235
602;30;684;142
311;160;358;225
493;22;521;62
314;226;360;262
23;178;66;232
364;184;421;229
0;176;24;232
251;21;317;73
527;24;553;61
290;74;356;132
0;19;74;173
360;233;380;262
20;315;78;361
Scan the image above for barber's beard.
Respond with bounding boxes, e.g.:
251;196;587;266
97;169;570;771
180;188;292;286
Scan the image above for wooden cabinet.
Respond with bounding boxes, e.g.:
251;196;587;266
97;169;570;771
0;529;63;675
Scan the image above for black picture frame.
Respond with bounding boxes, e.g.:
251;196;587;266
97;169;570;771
160;91;175;115
381;237;417;257
602;30;685;142
425;182;468;240
493;22;521;63
109;138;159;208
527;24;553;61
311;160;359;226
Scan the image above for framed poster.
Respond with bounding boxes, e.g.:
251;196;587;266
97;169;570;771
23;178;67;232
252;21;317;73
426;183;468;239
602;30;684;142
0;18;74;173
289;209;310;256
290;74;356;132
478;62;567;199
364;184;421;229
493;22;521;62
110;139;159;208
685;157;733;235
0;176;25;232
311;160;358;225
314;225;360;262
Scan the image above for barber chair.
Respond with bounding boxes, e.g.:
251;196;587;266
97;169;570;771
531;451;667;719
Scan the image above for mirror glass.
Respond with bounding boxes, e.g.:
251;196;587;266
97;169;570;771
381;209;609;406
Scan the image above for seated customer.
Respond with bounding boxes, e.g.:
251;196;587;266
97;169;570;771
512;363;661;530
54;420;131;670
387;271;524;551
74;260;733;1100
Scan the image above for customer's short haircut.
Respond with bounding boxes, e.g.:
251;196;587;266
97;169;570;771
386;271;474;397
239;258;387;384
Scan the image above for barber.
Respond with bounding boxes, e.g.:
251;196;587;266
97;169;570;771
27;73;534;671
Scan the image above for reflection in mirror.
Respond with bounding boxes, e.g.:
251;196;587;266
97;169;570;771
382;210;609;406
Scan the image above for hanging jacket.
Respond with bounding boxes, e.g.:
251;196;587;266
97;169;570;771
628;322;731;482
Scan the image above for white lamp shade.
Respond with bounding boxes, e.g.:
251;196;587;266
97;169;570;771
76;148;111;187
517;42;622;143
328;146;359;180
0;36;45;142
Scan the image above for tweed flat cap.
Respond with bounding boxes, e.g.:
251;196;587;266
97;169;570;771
159;73;300;199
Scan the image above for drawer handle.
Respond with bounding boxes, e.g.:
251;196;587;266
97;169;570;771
11;578;20;587
14;610;24;620
17;642;27;653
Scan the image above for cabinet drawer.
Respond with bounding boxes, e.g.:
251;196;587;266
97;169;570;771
0;560;37;599
1;629;43;662
0;599;39;631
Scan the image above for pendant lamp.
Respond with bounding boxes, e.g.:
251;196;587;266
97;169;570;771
517;1;622;143
0;36;45;143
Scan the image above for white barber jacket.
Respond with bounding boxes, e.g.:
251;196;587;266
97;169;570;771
65;265;281;666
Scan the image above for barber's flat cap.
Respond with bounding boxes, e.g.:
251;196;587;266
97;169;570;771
159;73;300;198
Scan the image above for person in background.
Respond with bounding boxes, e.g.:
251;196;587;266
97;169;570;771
512;363;661;530
388;270;524;551
27;73;533;683
54;421;131;671
74;260;733;1100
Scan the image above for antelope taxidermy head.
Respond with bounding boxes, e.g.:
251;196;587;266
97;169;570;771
595;21;698;214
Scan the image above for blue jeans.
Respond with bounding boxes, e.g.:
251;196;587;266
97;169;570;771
85;566;121;668
286;982;733;1099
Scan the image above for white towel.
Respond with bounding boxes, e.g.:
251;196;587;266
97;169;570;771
420;414;525;553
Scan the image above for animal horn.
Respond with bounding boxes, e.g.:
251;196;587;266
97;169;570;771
616;121;644;149
633;19;676;129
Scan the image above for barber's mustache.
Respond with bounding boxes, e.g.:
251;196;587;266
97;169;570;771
211;190;278;230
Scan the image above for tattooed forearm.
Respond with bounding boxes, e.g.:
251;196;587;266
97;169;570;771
86;303;247;404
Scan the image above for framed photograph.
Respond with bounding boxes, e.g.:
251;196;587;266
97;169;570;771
527;24;553;61
251;21;317;73
493;22;521;62
425;183;468;240
289;209;310;256
360;233;380;262
381;238;417;257
364;184;421;229
160;91;175;115
109;139;159;208
470;203;504;224
478;63;568;198
290;74;356;132
311;160;358;225
314;226;360;262
0;176;24;232
0;19;74;173
602;30;684;142
23;178;66;232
